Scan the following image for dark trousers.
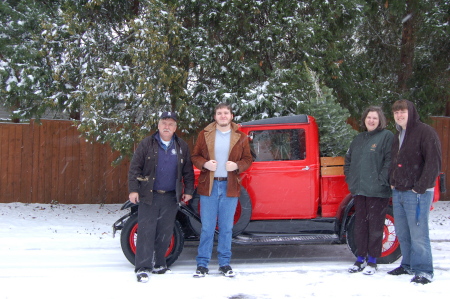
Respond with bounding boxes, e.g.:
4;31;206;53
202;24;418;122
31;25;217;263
134;192;178;271
353;195;389;258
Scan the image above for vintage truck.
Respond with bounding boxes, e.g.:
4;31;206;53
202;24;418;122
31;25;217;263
113;114;444;266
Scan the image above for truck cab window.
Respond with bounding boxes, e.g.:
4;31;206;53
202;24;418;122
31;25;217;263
250;129;306;161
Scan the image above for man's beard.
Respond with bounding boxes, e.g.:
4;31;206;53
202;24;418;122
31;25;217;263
217;120;231;127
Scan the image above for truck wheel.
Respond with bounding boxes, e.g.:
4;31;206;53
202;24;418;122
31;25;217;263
120;213;185;267
188;187;252;237
346;206;401;264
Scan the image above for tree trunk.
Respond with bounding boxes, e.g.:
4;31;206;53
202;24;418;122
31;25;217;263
398;0;418;92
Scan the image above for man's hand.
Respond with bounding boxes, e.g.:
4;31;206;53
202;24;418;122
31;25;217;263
181;194;193;204
129;192;139;204
204;160;218;171
226;161;238;172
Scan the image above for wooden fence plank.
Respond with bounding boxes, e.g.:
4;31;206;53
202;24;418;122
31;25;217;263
85;140;95;203
91;141;100;203
20;124;33;203
39;121;52;203
9;125;22;201
98;144;108;203
50;121;59;202
78;137;88;204
69;125;81;204
105;148;115;204
63;123;71;203
6;125;13;200
431;117;450;201
34;122;43;203
57;121;66;202
0;125;10;200
116;157;129;204
31;121;40;203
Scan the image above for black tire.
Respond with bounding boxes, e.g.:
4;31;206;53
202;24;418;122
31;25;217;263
188;187;252;237
346;206;402;264
120;213;185;267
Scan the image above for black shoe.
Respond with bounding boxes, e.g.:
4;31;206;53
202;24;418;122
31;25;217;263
152;266;171;274
348;261;367;273
387;266;410;276
136;267;151;283
219;265;236;277
411;275;432;285
193;266;209;278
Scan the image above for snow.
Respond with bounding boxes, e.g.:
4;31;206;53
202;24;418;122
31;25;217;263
1;201;449;299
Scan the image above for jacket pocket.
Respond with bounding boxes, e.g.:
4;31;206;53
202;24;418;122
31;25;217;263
377;174;389;187
138;180;151;198
198;172;208;184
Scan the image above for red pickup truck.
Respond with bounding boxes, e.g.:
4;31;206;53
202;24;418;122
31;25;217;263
113;114;444;266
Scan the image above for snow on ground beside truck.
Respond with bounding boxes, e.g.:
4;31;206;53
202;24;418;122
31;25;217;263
0;201;449;299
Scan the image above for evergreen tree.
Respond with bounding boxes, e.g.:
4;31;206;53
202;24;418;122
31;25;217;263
181;0;364;124
406;0;450;117
48;0;190;160
330;0;450;119
0;0;61;122
302;63;356;157
1;0;447;161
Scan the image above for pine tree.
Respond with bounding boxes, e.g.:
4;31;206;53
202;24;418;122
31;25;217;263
330;0;450;119
2;0;447;161
302;63;356;157
182;0;364;123
0;0;60;122
55;0;190;160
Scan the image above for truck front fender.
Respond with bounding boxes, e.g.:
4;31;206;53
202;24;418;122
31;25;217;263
336;193;354;243
120;200;138;211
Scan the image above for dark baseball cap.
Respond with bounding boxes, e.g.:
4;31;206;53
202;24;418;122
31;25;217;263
160;111;177;121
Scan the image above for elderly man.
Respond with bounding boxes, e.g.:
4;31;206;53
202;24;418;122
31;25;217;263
128;112;194;283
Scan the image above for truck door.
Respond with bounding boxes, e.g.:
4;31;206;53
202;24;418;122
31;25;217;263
246;128;319;219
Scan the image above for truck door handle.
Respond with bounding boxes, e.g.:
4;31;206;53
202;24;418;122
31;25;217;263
302;166;310;171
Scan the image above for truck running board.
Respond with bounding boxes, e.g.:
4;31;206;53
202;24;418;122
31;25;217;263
232;234;340;245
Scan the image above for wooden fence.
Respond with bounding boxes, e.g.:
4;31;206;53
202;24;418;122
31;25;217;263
0;120;130;204
0;117;449;204
431;116;450;201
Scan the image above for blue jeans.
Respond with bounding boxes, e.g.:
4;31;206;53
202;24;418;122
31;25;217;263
392;189;434;279
196;181;238;268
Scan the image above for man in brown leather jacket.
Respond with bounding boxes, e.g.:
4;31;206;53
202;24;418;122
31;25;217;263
191;103;253;278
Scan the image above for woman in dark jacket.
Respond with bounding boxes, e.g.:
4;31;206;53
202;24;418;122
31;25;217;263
344;106;394;275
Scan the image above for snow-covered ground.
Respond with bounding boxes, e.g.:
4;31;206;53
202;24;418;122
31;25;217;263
1;201;449;299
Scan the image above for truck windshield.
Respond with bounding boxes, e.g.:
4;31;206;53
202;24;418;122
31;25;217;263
250;129;306;161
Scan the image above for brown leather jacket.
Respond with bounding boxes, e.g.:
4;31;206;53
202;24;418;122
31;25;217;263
191;122;253;197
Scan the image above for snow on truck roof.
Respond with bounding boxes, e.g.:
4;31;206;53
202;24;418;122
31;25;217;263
240;114;309;126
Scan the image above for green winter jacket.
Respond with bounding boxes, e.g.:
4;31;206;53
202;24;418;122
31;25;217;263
344;128;394;198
